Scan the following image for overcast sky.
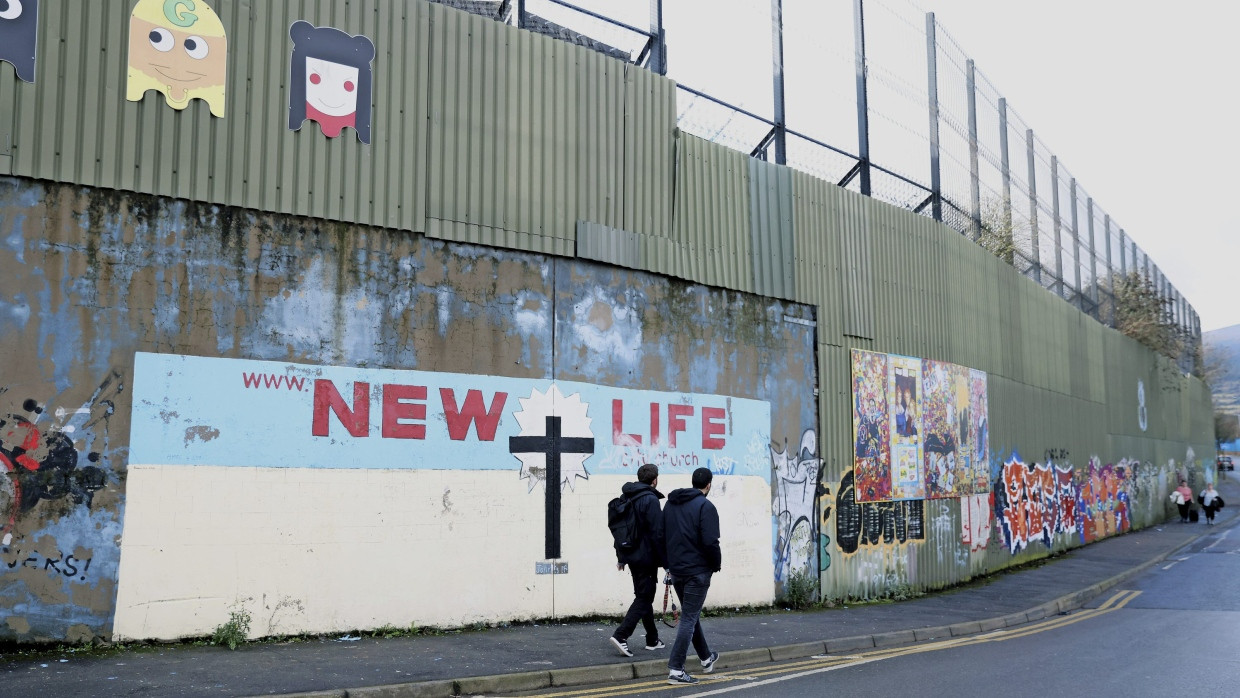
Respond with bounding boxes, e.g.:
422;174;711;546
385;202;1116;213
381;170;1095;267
918;0;1240;332
537;0;1239;332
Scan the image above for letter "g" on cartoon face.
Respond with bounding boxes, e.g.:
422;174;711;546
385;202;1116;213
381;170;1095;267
126;0;227;117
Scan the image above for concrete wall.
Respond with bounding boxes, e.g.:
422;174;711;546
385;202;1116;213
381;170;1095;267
0;176;817;641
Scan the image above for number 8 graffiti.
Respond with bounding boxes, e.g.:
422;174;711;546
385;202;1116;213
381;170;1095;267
1137;380;1148;432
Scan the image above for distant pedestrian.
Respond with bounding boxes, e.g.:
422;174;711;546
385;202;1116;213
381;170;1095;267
609;464;666;657
662;467;721;685
1173;480;1194;522
1199;482;1225;525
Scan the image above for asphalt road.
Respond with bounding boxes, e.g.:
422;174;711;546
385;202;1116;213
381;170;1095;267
506;522;1240;698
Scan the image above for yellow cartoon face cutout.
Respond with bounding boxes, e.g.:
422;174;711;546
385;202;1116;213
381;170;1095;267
126;0;227;117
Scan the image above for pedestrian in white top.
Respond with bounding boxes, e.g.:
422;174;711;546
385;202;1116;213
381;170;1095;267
1198;483;1225;525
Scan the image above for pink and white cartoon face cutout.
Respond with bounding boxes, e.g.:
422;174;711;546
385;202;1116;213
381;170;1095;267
305;57;358;137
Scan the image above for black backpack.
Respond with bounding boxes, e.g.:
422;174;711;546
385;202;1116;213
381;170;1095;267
607;494;643;553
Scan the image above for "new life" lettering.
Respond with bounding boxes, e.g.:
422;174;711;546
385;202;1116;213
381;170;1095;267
311;380;507;441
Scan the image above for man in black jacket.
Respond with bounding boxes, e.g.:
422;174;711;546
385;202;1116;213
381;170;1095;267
662;467;720;685
609;463;666;657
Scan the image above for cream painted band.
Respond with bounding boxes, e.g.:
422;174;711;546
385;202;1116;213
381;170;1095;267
113;466;774;641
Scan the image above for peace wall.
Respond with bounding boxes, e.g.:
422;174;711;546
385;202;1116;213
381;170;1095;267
0;0;1212;643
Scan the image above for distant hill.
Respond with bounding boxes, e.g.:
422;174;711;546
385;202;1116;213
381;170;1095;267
1204;324;1240;415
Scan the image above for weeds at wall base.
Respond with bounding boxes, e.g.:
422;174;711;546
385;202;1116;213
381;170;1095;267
211;608;252;650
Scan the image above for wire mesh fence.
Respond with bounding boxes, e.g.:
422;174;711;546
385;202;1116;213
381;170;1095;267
480;0;1201;358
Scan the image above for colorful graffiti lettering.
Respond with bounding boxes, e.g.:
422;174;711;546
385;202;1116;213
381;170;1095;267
771;429;822;582
993;453;1132;554
835;470;925;554
1078;457;1131;544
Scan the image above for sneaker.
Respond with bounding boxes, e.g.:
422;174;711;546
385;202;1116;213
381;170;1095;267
609;637;634;657
645;640;666;650
667;670;699;685
700;651;719;673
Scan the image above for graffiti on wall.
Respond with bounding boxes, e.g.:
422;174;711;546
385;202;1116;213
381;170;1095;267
960;493;993;551
1;371;122;543
1077;457;1132;544
993;452;1133;554
0;370;124;641
835;470;925;554
771;429;822;582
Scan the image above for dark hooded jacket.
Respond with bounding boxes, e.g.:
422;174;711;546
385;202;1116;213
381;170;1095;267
662;487;722;577
616;482;666;567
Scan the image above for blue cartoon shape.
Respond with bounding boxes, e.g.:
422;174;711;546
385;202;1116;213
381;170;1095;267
0;0;38;82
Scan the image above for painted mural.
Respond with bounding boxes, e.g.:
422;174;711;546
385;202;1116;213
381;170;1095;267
851;350;891;502
922;360;988;498
131;352;772;483
851;350;989;503
0;371;125;640
993;452;1134;554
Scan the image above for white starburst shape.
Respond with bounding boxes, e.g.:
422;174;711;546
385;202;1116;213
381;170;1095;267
512;384;593;492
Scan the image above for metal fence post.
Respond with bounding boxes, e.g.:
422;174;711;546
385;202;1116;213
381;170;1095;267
1119;229;1127;276
1103;213;1113;324
854;0;872;196
649;0;666;75
517;0;526;28
770;0;787;165
967;59;981;240
1026;129;1040;282
1070;178;1081;309
1086;197;1097;314
1050;156;1063;296
926;13;942;222
999;98;1012;259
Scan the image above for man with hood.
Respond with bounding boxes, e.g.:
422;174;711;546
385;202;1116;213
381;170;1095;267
662;467;720;685
609;463;667;657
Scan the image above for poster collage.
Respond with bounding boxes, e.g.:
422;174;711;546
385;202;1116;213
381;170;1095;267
851;349;989;503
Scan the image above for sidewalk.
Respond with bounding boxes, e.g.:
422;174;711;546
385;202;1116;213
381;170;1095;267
3;472;1236;698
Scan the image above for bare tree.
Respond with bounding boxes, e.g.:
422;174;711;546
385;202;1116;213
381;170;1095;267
974;198;1032;268
1215;412;1239;450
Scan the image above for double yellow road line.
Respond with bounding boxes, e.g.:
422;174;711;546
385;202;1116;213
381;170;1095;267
519;589;1142;698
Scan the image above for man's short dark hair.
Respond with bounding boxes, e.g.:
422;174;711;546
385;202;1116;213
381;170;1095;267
637;463;659;484
692;467;713;489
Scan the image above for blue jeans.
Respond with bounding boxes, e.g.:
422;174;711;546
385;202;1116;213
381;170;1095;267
668;572;713;672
